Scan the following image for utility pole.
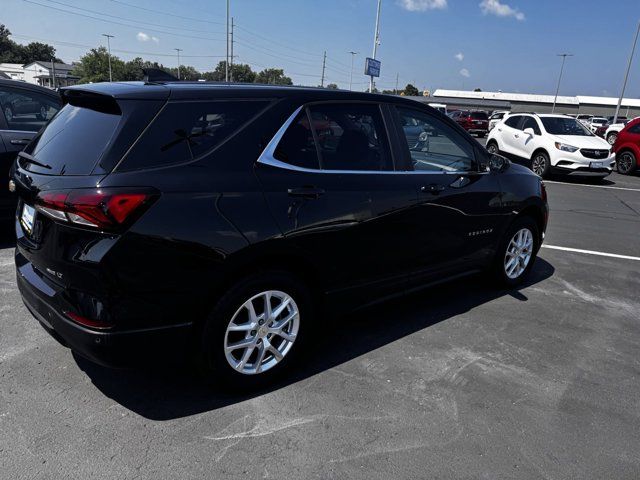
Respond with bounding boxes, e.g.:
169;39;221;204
102;33;114;82
613;20;640;124
348;51;358;91
320;51;327;87
230;17;235;82
225;0;230;82
395;72;399;95
50;59;57;89
174;48;182;79
369;0;382;93
552;53;572;113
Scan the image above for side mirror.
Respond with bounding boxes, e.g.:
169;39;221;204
523;127;535;137
489;153;510;172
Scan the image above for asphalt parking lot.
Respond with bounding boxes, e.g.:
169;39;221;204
1;159;639;478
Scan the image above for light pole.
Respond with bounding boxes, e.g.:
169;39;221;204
552;53;572;113
174;48;183;80
369;0;382;93
348;51;358;91
613;20;640;124
102;34;114;82
225;0;230;82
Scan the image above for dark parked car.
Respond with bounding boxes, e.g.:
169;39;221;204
1;79;61;221
449;110;489;137
13;82;548;388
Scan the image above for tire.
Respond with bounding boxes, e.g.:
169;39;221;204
199;271;312;390
616;151;637;175
492;217;539;287
486;141;499;155
531;151;551;178
606;132;617;145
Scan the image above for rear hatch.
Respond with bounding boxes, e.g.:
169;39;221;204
470;111;488;128
13;86;166;306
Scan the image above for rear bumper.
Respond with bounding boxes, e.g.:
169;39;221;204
16;256;193;368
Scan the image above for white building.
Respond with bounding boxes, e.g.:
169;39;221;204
0;63;26;81
23;61;79;88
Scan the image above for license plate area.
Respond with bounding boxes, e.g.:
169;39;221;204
20;203;36;234
590;161;605;169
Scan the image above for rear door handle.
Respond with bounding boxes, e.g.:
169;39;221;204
287;186;325;199
421;184;446;195
10;139;30;146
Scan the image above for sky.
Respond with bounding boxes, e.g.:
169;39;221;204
3;0;640;97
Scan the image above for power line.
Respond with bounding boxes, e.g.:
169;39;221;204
108;0;225;25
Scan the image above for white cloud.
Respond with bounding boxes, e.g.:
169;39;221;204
454;52;464;61
136;32;159;43
397;0;447;12
479;0;525;20
459;68;470;78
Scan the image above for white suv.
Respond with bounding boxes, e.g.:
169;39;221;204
486;113;614;178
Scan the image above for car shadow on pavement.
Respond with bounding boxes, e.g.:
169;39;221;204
75;258;555;421
0;221;16;249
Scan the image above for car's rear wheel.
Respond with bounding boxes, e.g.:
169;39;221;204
199;271;311;390
486;141;499;155
607;132;618;145
531;151;551;178
617;151;637;175
493;217;539;287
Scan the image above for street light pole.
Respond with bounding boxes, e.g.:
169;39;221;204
348;51;358;91
613;20;640;124
369;0;382;93
225;0;230;82
174;48;183;80
102;34;114;82
552;53;572;113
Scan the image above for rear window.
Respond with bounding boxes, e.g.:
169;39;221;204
470;111;488;120
119;100;268;171
24;104;121;175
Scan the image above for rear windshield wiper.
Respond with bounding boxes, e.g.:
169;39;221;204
17;151;52;170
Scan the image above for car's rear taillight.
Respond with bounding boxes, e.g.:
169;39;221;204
35;188;158;231
64;311;114;330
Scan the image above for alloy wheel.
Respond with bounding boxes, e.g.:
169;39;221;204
607;134;617;145
224;290;299;375
504;228;534;279
617;152;634;174
532;155;546;176
487;143;498;154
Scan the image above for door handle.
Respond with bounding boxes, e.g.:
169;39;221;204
421;184;446;195
287;186;325;199
514;134;519;138
10;139;30;146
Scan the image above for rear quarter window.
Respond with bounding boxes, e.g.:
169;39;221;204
119;100;269;171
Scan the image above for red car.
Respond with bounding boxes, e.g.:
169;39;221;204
449;110;489;137
612;117;640;175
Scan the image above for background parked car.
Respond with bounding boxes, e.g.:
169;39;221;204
449;110;489;137
612;117;640;175
586;117;608;133
0;79;61;222
489;110;509;131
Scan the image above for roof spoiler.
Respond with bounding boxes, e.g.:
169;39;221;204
142;68;179;83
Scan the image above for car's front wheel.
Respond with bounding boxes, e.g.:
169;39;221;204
486;141;499;155
607;132;618;145
617;151;637;175
531;151;551;178
493;217;539;287
200;271;311;390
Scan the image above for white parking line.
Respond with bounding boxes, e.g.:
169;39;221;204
542;244;640;261
544;180;640;193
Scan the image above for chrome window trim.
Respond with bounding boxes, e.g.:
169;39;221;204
256;104;482;176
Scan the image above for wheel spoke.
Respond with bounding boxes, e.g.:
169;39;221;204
227;322;255;332
264;292;272;319
276;330;297;342
226;337;255;352
271;310;297;332
271;297;291;320
236;346;255;371
255;342;267;373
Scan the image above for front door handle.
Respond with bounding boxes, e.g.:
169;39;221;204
287;186;325;199
10;139;30;146
514;134;519;138
421;184;446;195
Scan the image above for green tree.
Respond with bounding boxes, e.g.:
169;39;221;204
202;61;256;83
326;83;338;89
474;88;482;92
255;68;292;85
72;47;126;83
167;65;200;81
402;84;420;96
0;25;61;63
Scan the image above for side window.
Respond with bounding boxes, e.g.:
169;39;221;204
273;111;319;169
504;115;522;129
521;117;541;135
307;103;393;171
397;107;475;172
0;87;60;132
628;123;640;134
121;100;267;170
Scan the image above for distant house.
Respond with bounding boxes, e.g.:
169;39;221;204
0;63;26;81
23;61;79;88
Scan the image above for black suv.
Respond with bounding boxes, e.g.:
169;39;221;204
12;82;548;387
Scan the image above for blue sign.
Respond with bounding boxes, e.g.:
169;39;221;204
364;57;381;78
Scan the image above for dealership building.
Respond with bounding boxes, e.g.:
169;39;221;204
408;89;640;117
